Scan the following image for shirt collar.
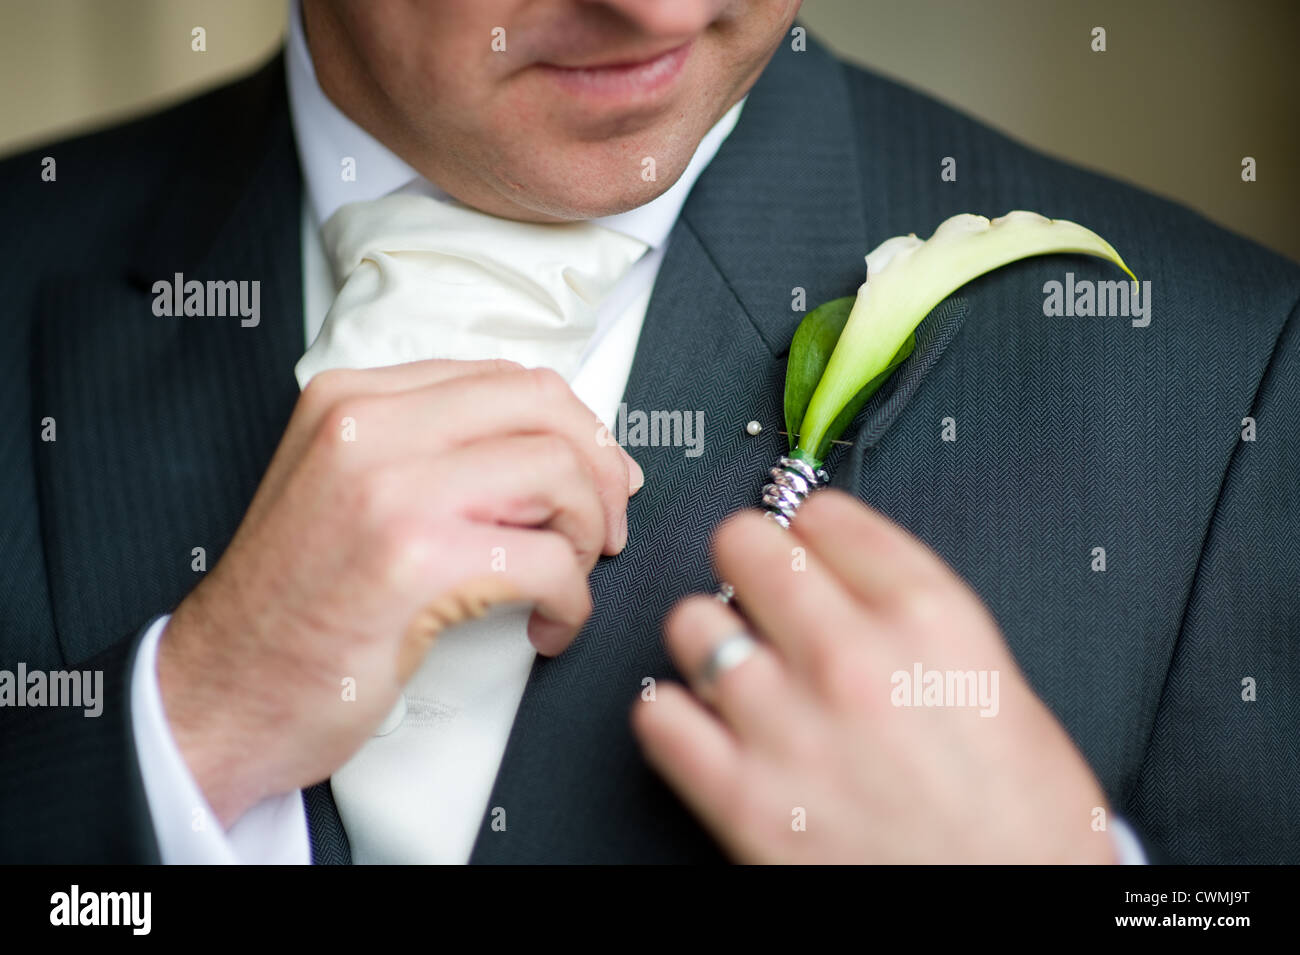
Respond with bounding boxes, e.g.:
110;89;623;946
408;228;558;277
284;0;743;247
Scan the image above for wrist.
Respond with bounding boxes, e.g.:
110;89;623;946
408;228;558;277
157;592;283;827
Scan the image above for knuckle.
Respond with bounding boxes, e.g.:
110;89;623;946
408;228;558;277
527;366;570;404
349;465;399;526
306;417;343;465
532;432;580;472
481;358;525;375
744;559;806;615
300;367;351;411
542;535;589;593
886;587;948;632
802;629;859;695
536;528;581;570
817;646;877;711
308;396;371;461
372;515;439;588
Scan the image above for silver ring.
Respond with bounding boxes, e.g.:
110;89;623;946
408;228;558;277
695;630;759;691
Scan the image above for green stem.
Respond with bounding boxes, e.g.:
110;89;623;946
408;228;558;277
790;446;824;471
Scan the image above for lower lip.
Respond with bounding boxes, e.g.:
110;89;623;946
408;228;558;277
535;41;693;100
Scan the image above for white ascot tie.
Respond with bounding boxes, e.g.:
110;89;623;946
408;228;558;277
302;192;649;864
295;193;649;388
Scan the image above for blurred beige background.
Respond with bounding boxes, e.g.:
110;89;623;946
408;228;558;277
2;0;1296;261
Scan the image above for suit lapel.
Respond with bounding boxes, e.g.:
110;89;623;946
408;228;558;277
828;296;971;490
32;56;303;663
470;35;968;862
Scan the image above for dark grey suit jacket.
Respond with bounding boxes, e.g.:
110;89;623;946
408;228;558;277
1;33;1297;863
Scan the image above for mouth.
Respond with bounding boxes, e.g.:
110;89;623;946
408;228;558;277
533;40;694;101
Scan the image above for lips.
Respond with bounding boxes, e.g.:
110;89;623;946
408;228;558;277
533;40;693;99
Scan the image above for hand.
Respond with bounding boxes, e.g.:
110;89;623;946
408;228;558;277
159;359;641;825
633;489;1118;863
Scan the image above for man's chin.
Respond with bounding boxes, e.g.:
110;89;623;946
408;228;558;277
483;153;693;222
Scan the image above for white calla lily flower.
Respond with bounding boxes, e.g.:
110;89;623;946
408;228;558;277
795;211;1136;461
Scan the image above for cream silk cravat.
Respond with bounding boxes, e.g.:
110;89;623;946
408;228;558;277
302;193;648;863
295;193;648;387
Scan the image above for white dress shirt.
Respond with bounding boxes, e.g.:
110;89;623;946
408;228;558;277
128;0;1145;865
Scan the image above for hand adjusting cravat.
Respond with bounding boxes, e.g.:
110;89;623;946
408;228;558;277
297;191;647;864
295;192;648;388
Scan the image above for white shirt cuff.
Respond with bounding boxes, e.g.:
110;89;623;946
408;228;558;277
129;615;311;864
1109;815;1149;864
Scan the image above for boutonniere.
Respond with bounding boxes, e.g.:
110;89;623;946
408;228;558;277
759;210;1136;527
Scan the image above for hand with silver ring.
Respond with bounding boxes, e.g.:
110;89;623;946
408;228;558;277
631;489;1119;864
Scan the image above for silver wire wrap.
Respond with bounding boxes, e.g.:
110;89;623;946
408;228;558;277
715;455;830;604
760;455;830;529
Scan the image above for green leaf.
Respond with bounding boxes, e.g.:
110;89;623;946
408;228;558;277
784;296;914;462
783;296;854;450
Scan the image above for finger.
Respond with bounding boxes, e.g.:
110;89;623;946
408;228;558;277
392;521;593;675
340;456;596;658
632;683;743;842
436;370;644;542
296;357;525;443
711;509;871;676
446;433;612;565
318;367;640;555
459;524;594;657
256;359;525;519
664;595;802;751
792;489;966;617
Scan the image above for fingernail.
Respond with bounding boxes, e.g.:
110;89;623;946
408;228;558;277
617;509;629;552
627;456;645;494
